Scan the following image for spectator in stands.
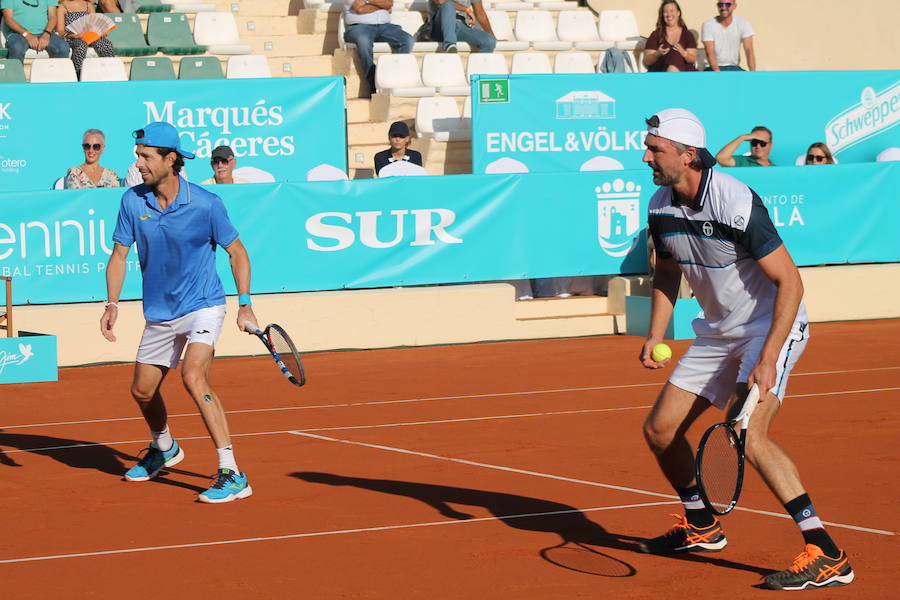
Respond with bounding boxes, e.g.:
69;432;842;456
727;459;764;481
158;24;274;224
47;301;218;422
804;142;835;165
374;121;423;176
343;0;414;98
95;0;121;12
716;126;774;167
56;0;116;78
643;1;697;72
700;0;755;71
430;0;496;54
65;129;120;189
202;145;250;184
1;0;70;63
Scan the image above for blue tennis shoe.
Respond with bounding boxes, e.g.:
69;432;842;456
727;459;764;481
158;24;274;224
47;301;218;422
124;440;184;481
198;469;253;504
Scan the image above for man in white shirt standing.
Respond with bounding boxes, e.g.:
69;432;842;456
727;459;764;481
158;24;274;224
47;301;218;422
700;0;755;71
343;0;413;97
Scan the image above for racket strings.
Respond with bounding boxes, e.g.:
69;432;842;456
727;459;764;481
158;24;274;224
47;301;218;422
698;425;741;511
269;330;303;379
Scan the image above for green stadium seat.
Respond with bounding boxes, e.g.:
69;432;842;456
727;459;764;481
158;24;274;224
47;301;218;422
0;48;7;59
130;56;176;80
146;13;206;55
106;13;158;56
135;0;173;13
0;59;26;83
178;56;224;79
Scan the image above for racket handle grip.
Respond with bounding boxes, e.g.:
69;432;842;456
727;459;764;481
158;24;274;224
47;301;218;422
243;321;262;334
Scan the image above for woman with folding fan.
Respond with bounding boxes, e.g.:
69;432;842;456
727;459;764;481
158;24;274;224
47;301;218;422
55;0;116;79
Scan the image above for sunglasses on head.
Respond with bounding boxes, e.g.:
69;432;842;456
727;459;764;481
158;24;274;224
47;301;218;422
82;143;102;151
717;2;733;8
750;139;768;148
806;154;827;162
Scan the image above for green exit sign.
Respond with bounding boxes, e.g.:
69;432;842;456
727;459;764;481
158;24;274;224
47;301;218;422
479;79;509;103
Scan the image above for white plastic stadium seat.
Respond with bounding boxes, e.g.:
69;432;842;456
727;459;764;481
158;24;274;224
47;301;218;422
484;157;529;173
554;51;595;74
415;97;470;142
30;58;77;83
193;12;252;54
422;54;469;96
557;11;613;51
303;0;344;12
537;0;578;10
467;53;509;78
580;156;624;171
391;11;440;52
80;57;127;82
226;54;272;78
378;161;428;177
375;54;435;97
491;0;534;11
53;177;65;190
514;10;572;51
876;147;900;161
486;11;529;51
232;166;276;183
598;10;643;50
170;2;217;12
306;163;348;181
511;52;552;74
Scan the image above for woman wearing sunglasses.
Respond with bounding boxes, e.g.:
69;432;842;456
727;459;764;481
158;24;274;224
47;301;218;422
65;128;121;189
804;142;835;165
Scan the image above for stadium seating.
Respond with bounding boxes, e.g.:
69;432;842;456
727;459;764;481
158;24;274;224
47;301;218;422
106;13;158;56
486;11;530;51
30;59;78;83
483;156;529;173
467;53;509;78
378;161;428;177
130;56;177;80
554;51;595;74
876;147;900;162
415;97;470;142
226;54;272;78
303;0;344;13
510;52;552;74
375;54;435;97
306;163;349;180
492;0;535;11
170;2;216;12
178;56;225;79
514;11;572;51
80;57;129;82
557;11;613;51
193;12;252;54
135;0;173;13
146;13;207;55
536;0;578;10
0;59;27;83
391;11;440;53
597;10;642;50
421;54;469;96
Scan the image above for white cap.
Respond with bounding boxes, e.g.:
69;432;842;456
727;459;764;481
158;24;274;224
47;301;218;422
646;108;716;168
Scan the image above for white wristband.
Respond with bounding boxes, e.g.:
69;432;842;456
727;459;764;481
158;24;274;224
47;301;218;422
105;301;119;308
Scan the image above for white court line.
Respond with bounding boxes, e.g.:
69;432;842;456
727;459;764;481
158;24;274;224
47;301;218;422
0;501;678;565
3;386;900;456
289;431;897;537
3;364;898;431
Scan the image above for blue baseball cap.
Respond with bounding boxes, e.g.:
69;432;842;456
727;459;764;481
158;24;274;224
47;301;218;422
133;121;196;159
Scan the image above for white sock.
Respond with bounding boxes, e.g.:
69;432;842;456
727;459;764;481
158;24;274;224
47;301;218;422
152;426;173;452
216;446;239;473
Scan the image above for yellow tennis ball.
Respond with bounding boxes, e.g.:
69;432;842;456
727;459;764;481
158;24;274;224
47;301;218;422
651;343;672;362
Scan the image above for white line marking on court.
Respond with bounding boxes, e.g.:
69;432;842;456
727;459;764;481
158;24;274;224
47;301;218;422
3;364;898;431
0;501;678;564
289;431;897;537
3;385;899;456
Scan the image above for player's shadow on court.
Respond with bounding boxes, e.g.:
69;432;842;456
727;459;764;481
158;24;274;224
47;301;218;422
0;431;208;493
292;471;642;577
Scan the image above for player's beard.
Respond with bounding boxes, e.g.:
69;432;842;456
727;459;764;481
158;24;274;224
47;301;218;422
651;166;679;186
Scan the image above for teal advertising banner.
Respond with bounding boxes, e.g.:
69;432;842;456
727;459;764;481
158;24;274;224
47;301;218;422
0;335;58;384
0;162;896;305
0;77;346;191
471;71;900;173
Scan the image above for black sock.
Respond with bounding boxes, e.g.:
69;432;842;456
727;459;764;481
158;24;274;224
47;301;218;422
676;485;715;528
784;493;840;557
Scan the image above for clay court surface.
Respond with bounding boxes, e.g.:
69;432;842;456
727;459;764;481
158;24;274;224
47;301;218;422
1;319;897;598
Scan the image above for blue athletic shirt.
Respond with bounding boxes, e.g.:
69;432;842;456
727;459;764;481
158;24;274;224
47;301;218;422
112;177;239;322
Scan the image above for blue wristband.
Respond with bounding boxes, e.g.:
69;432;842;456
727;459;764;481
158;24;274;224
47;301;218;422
238;293;252;306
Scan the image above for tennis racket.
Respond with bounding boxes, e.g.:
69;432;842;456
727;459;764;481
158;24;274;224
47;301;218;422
244;322;306;387
695;383;760;515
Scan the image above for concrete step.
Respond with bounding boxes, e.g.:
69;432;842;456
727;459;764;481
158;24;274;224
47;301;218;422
243;34;336;57
211;0;301;17
513;295;609;320
268;54;334;77
235;15;301;36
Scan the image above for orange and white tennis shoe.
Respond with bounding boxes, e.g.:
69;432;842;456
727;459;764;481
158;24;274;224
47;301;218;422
638;514;728;554
764;544;855;590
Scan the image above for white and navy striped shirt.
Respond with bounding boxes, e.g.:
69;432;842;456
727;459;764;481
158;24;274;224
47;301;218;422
648;168;808;338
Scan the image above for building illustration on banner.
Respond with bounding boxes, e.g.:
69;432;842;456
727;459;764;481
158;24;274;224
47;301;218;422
556;91;616;120
596;178;641;258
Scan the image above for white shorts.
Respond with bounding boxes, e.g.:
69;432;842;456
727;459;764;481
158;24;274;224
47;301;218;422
669;320;809;409
136;305;226;369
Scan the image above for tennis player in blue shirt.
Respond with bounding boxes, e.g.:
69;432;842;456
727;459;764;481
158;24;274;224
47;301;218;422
100;121;258;504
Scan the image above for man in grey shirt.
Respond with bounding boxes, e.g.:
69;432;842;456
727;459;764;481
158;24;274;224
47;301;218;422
343;0;413;96
430;0;495;53
700;0;756;71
